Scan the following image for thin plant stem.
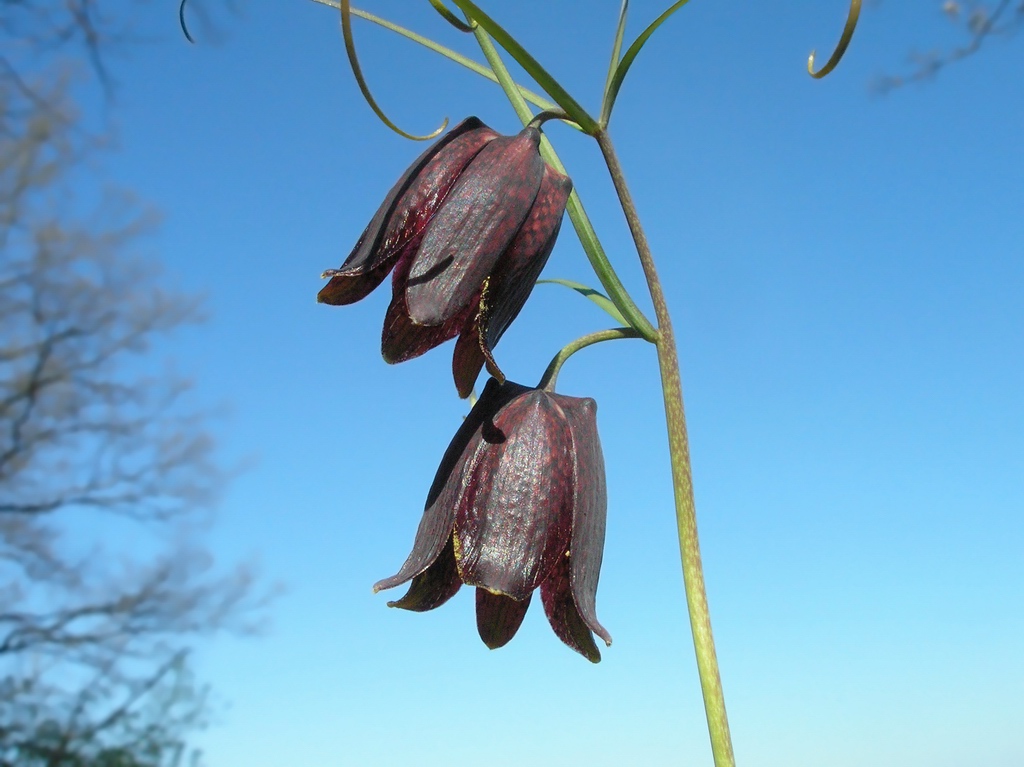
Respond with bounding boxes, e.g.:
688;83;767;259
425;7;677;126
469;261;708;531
472;23;731;760
537;328;640;392
595;128;736;767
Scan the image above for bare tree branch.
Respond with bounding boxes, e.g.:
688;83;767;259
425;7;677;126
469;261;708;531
874;0;1024;91
1;7;263;764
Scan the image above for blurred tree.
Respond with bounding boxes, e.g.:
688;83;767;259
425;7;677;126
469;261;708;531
875;0;1023;90
1;4;258;766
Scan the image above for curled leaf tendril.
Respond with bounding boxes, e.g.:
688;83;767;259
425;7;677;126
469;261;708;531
808;0;862;79
179;0;195;44
340;0;448;141
428;0;477;32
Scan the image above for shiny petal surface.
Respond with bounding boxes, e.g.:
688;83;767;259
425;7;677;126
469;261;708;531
483;165;572;351
558;395;611;645
451;317;488;400
318;117;494;305
318;260;394;307
453;390;573;600
373;379;528;593
405;128;545;326
540;549;601;663
476;588;531;649
450;167;570;397
387;536;462;612
380;239;478;365
375;125;497;270
380;290;470;365
450;274;504;399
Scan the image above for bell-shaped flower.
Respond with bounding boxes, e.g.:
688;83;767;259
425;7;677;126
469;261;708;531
374;378;612;662
318;117;572;398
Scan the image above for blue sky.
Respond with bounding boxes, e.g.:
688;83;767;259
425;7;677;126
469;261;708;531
81;1;1023;765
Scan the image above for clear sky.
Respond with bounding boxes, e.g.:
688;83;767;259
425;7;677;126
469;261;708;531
82;1;1023;765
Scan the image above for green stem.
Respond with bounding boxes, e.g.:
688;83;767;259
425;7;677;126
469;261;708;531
595;128;735;767
471;25;658;343
538;328;640;392
527;109;573;130
453;0;599;133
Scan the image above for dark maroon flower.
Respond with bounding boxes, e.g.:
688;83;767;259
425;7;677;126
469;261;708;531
374;378;611;662
318;117;572;398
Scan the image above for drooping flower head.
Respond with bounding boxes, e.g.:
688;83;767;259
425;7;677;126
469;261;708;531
318;118;572;398
374;378;611;662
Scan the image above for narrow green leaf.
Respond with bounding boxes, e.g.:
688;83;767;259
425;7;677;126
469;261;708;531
538;279;630;327
604;0;693;126
309;0;559;113
562;191;657;341
451;0;599;134
600;0;630;127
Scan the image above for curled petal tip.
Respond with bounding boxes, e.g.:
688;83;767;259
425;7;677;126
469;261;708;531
807;0;861;79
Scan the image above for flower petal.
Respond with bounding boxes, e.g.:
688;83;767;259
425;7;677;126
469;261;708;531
558;395;611;646
450;166;571;398
453;389;573;600
318;260;395;307
318;117;495;306
375;125;497;272
381;289;469;365
450;275;505;399
483;165;573;351
405;128;546;326
373;379;527;593
381;238;478;365
540;549;601;663
451;318;488;400
386;536;462;612
475;588;531;649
